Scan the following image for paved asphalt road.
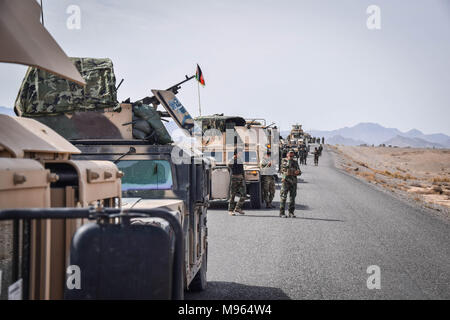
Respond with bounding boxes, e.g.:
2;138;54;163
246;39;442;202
186;148;450;300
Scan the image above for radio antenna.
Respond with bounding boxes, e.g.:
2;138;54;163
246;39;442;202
40;0;45;26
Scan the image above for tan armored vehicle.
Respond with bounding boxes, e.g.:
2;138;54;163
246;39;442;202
1;0;207;300
0;115;122;300
13;58;210;298
195;115;279;209
281;124;308;158
0;0;118;300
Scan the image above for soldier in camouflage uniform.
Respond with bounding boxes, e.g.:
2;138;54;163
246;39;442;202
280;150;301;218
260;152;275;208
228;151;246;215
313;147;320;166
299;146;307;165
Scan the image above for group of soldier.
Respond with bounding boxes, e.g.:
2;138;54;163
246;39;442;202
227;147;312;218
298;145;309;165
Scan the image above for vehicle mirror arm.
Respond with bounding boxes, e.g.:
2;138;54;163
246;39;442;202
113;147;136;164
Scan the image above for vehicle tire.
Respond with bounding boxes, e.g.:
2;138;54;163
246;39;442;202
189;249;208;292
249;181;262;209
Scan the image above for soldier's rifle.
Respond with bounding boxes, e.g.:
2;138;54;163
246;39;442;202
263;122;276;129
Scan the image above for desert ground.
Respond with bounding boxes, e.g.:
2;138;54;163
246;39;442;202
331;145;450;216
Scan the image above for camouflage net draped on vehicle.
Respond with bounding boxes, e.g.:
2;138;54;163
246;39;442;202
195;114;247;132
14;57;120;116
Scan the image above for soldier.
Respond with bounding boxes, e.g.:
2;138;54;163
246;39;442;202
303;147;308;165
228;150;246;216
260;152;275;208
280;150;301;218
300;146;307;165
313;147;319;166
318;144;323;156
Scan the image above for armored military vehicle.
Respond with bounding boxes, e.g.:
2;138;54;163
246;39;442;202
281;124;309;158
13;56;210;297
1;0;115;300
0;114;124;299
195;115;279;209
1;0;206;300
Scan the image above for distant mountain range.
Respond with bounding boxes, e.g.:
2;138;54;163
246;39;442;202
326;135;367;146
382;135;445;149
1;107;447;149
0;106;15;116
288;122;450;148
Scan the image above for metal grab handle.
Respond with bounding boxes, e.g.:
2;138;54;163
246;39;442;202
0;207;184;300
0;207;95;220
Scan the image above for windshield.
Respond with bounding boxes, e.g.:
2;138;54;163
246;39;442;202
204;151;223;163
227;151;258;163
116;160;173;196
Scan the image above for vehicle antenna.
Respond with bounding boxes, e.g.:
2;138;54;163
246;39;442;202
40;0;45;26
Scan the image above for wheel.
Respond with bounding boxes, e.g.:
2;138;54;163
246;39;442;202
189;250;208;292
249;181;263;209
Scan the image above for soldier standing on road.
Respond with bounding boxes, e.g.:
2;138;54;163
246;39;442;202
280;150;301;218
260;152;275;208
299;146;307;165
303;146;308;165
228;151;246;216
313;147;319;166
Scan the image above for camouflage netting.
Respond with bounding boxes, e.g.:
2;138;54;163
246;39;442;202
195;114;247;132
14;57;120;116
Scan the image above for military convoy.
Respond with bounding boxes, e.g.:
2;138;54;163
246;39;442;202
0;0;310;300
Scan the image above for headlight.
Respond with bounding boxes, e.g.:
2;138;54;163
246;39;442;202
245;170;260;180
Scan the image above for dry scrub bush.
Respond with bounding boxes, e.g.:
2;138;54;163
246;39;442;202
431;176;450;183
356;161;368;168
356;171;376;182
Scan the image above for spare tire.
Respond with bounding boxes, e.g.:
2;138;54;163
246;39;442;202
249;181;263;209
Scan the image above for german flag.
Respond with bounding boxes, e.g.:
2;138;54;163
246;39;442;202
195;64;205;86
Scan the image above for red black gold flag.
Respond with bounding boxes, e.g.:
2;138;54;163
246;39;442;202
195;64;205;86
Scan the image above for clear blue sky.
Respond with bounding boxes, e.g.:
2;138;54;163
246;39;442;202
1;0;449;135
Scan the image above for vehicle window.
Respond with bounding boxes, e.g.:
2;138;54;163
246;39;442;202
227;151;257;163
116;160;173;191
245;151;258;163
204;151;223;163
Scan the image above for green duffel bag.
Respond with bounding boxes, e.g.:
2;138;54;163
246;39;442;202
133;104;172;144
